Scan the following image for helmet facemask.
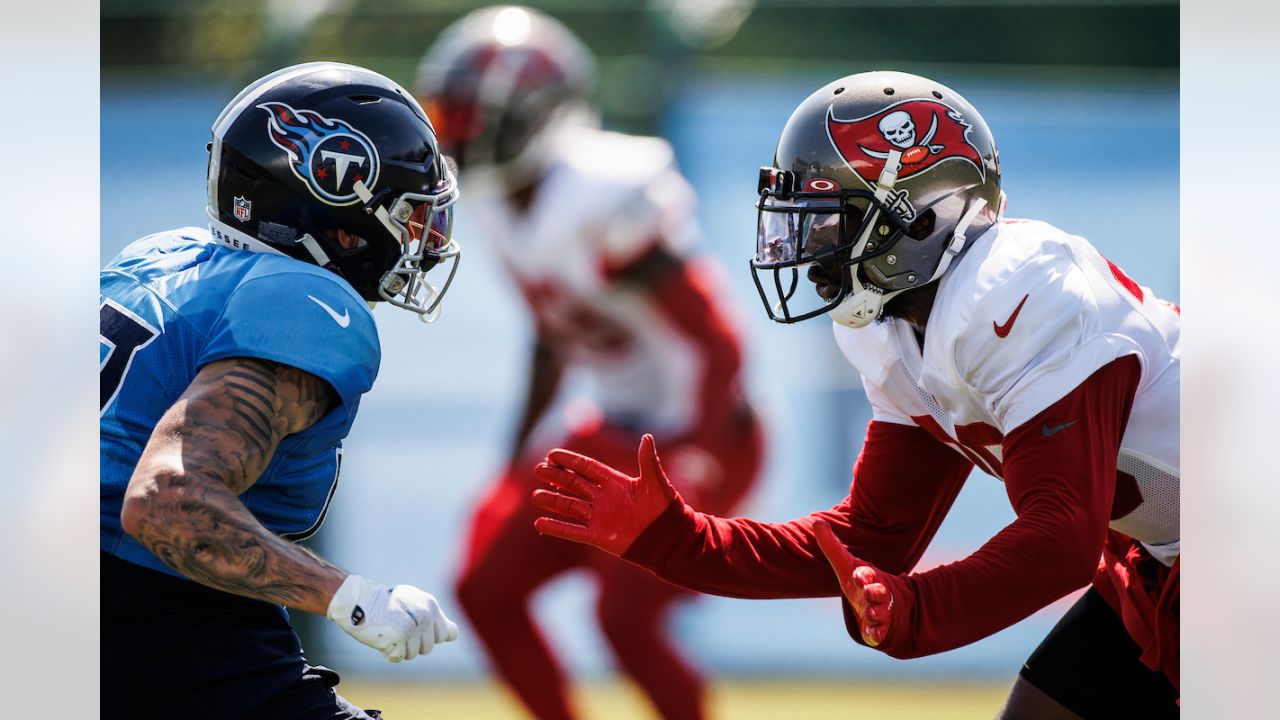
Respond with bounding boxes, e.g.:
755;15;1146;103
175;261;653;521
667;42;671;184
353;162;461;323
204;61;467;324
751;156;917;326
748;71;1005;329
752;151;993;328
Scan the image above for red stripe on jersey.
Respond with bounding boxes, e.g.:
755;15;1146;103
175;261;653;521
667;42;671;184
1105;256;1144;303
646;257;745;435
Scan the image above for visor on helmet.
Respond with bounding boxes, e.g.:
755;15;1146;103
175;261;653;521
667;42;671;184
750;168;909;324
755;198;847;267
356;162;462;323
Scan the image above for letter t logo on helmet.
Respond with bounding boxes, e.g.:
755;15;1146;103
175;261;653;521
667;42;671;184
206;62;462;323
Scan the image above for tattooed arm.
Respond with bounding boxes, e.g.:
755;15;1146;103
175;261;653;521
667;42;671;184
120;356;346;615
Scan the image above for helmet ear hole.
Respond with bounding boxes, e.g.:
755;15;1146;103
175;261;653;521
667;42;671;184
906;209;936;240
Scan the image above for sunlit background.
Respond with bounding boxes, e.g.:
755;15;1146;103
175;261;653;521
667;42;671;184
99;1;1178;717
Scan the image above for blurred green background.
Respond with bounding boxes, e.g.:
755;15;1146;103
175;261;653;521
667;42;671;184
102;0;1177;134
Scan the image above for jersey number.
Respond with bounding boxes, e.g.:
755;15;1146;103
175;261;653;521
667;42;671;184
519;281;633;354
912;414;1005;478
100;300;159;413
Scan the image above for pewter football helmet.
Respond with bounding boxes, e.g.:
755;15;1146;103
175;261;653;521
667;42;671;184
413;6;595;185
751;71;1002;327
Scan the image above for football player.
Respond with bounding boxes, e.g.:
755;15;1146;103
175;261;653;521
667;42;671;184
414;7;763;720
101;63;463;718
533;71;1180;719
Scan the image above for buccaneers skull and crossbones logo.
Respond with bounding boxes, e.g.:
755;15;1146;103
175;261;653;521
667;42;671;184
826;99;985;186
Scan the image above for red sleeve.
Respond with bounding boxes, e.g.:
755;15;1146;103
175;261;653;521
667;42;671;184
865;355;1140;659
622;420;974;598
646;257;744;432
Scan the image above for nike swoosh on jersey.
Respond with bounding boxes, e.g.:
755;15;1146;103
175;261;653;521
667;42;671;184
1042;419;1078;437
993;294;1030;338
307;294;351;328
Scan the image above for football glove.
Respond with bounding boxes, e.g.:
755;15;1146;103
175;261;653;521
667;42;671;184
327;574;459;663
532;434;681;556
813;520;896;647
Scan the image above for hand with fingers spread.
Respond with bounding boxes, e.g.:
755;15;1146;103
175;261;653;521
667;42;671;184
532;434;682;556
813;520;899;648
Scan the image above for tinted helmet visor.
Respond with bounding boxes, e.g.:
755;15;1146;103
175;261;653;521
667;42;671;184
750;169;909;323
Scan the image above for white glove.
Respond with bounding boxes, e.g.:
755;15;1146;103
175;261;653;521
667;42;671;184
326;574;459;663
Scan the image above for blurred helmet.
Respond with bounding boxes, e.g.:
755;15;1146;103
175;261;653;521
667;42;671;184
208;61;461;321
751;71;1002;328
413;5;596;185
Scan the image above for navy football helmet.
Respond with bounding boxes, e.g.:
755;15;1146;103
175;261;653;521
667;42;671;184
207;62;460;321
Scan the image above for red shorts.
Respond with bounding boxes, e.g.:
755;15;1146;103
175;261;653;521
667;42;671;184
1092;530;1180;691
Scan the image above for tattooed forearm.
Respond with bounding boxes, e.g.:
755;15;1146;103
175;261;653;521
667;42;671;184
122;357;345;615
130;471;344;611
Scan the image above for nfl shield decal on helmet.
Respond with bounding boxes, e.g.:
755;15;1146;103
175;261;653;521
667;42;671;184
258;101;381;206
826;100;984;186
232;196;252;222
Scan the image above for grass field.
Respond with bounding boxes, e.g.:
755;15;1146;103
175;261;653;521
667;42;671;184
340;679;1012;719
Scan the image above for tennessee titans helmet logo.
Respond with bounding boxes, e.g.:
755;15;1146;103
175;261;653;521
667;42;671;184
259;101;381;206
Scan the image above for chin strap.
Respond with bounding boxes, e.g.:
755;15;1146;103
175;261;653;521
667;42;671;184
298;233;331;266
925;196;988;285
353;176;463;323
207;207;331;267
829;189;990;329
829;152;904;328
354;179;403;240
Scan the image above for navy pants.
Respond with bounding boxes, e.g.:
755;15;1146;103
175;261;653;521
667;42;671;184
101;553;380;719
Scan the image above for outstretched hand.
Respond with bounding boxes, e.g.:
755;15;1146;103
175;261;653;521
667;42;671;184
532;434;680;557
813;521;896;647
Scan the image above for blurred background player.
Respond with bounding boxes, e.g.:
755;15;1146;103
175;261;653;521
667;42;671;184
100;62;462;718
414;6;763;719
534;71;1180;719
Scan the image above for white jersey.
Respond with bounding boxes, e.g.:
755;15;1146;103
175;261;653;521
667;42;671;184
835;219;1180;564
468;127;724;435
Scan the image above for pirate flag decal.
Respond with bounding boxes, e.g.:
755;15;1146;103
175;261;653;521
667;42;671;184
827;99;984;186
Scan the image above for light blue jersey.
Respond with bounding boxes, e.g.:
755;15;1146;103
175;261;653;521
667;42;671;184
100;227;380;577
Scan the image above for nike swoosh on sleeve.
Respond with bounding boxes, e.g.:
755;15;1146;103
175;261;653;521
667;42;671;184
993;294;1029;338
1042;419;1078;437
307;294;351;328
